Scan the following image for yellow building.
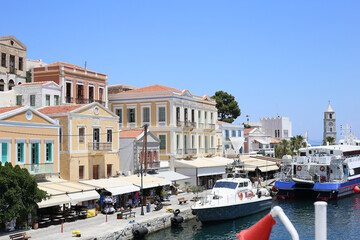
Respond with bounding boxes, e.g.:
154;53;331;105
39;102;119;181
109;84;218;169
0;106;60;176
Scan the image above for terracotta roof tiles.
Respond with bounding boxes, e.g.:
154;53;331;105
119;129;144;138
0;106;23;114
47;61;86;70
244;128;255;135
121;84;181;94
38;105;85;115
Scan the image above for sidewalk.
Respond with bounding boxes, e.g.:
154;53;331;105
0;190;210;240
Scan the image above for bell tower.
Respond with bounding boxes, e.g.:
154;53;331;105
323;101;337;144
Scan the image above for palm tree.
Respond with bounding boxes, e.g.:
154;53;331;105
324;136;336;145
276;139;290;158
295;135;306;155
290;137;297;154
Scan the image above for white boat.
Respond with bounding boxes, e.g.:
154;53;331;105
191;178;272;222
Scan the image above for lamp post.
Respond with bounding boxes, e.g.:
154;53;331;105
140;124;148;215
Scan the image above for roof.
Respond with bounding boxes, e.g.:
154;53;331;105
148;171;190;182
216;120;228;124
271;138;281;144
119;129;144;139
326;104;334;112
48;61;86;70
120;84;181;94
38;105;85;114
175;156;234;169
244;128;255;135
119;175;171;189
0;106;23;114
17;81;57;86
108;84;138;89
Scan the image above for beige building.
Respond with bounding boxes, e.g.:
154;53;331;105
109;84;218;170
0;106;60;177
38;102;119;181
0;35;27;91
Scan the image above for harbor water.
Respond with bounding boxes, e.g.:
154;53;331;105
145;195;360;240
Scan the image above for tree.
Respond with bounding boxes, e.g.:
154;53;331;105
275;139;291;159
323;136;336;145
290;135;307;156
25;70;32;83
0;162;48;225
211;91;241;123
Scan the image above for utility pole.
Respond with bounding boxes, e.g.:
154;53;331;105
140;124;148;215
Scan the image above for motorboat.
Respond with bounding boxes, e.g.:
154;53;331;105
191;178;272;222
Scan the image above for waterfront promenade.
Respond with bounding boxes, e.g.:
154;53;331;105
0;191;210;240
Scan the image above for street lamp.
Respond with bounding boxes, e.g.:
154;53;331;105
140;124;148;216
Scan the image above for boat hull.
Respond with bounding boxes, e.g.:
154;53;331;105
275;177;360;200
191;197;272;222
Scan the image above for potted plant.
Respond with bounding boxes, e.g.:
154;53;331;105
173;183;180;195
185;182;191;193
32;215;38;230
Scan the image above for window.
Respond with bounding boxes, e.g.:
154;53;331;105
115;109;122;123
1;142;8;164
158;107;166;122
204;112;207;122
211;136;214;148
46;143;53;162
198;136;201;148
225;145;230;149
79;166;84;179
59;128;62;143
198;111;201;122
0;79;4;91
127;108;135;123
45;95;50;106
238;130;241;137
330;128;332;132
19;57;23;71
79;128;85;143
1;53;5;67
211;112;213;121
191;109;195;122
329;114;332;119
225;130;229;141
30;143;39;165
143;107;150;123
184;108;188;122
30;95;35;106
107;129;112;143
232;130;236;137
284;130;289;138
107;164;112;178
275;130;277;138
16;95;22;106
54;95;60;105
159;135;166;150
192;135;195;148
17;142;24;163
278;130;280;138
176;135;180;149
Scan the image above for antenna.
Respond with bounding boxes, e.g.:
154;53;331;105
85;61;87;70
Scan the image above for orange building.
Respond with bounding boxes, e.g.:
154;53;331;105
33;61;107;106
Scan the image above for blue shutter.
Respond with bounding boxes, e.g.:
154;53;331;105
1;143;7;164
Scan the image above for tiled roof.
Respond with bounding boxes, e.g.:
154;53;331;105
121;84;181;94
271;138;281;144
47;61;86;70
38;105;85;114
216;120;228;124
18;81;52;86
0;106;23;114
244;128;255;135
108;84;138;89
119;129;144;138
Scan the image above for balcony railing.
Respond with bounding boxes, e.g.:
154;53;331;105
199;148;205;154
95;100;106;106
144;161;160;169
184;148;197;155
206;123;216;130
206;148;216;154
65;96;73;104
176;120;184;127
176;149;183;155
75;98;89;104
88;142;112;151
184;121;196;129
23;163;55;175
198;123;205;129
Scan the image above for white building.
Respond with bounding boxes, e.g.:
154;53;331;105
244;128;274;157
217;121;244;158
259;116;292;140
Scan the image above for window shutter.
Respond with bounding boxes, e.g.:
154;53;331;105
1;143;7;164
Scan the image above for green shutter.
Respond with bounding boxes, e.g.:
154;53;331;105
20;143;24;163
35;143;39;164
47;143;52;162
1;143;7;164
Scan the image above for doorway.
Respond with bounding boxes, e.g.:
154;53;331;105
93;165;99;179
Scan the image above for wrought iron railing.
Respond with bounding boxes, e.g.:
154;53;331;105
65;96;73;103
184;121;196;128
23;163;55;175
206;148;216;154
75;98;89;104
184;148;197;154
176;149;183;155
176;120;184;127
88;142;112;151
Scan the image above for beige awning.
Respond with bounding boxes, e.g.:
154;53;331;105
68;190;100;204
119;175;171;189
37;194;71;209
175;157;230;168
105;185;140;195
259;165;279;172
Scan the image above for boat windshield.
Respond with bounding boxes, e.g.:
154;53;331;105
213;181;238;189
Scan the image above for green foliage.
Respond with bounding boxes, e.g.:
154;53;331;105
243;123;252;128
0;162;48;224
276;135;307;158
323;136;336;145
290;135;307;155
211;91;241;123
25;70;32;83
191;186;204;196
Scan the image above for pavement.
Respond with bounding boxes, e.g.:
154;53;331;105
0;190;211;240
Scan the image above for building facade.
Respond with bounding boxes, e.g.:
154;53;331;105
33;61;108;106
217;121;244;158
244;128;274;157
109;84;218;170
259;116;292;140
38;102;119;181
0;106;60;177
0;35;27;91
323;103;337;143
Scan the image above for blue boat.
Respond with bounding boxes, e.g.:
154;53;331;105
191;178;272;222
274;145;360;200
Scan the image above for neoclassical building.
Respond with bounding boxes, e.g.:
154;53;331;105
0;35;27;91
109;84;218;170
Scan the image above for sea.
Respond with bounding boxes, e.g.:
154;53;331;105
145;195;360;240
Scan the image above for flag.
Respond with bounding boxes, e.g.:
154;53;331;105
237;213;276;240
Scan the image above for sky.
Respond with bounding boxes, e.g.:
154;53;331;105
2;1;360;144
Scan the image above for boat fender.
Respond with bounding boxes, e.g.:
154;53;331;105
238;193;243;200
250;191;254;198
171;215;184;226
320;166;325;171
245;192;248;198
191;210;196;215
297;166;302;171
133;227;148;239
354;186;360;193
257;191;262;198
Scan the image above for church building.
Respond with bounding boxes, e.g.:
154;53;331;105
323;102;337;144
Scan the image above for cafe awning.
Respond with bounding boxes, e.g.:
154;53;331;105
119;175;171;189
105;185;140;195
148;171;190;182
80;178;140;195
67;190;100;205
37;194;71;209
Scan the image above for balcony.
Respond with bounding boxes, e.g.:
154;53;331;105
184;148;197;155
65;96;73;104
144;161;160;170
88;142;112;151
184;121;196;130
176;149;183;155
198;148;205;154
23;163;55;175
75;98;89;104
206;148;216;154
198;123;205;129
176;120;184;127
95;100;106;106
205;123;216;132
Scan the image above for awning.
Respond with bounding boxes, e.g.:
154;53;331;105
119;175;171;189
254;139;269;145
37;194;71;209
67;190;100;204
148;171;190;182
259;165;279;172
105;185;140;195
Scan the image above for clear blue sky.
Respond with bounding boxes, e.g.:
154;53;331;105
2;1;360;143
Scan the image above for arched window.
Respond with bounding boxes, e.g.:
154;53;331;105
8;79;15;90
0;79;4;91
329;114;332;119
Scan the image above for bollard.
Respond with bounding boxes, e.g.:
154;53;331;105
314;201;327;240
146;202;150;213
106;212;108;222
61;219;63;233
